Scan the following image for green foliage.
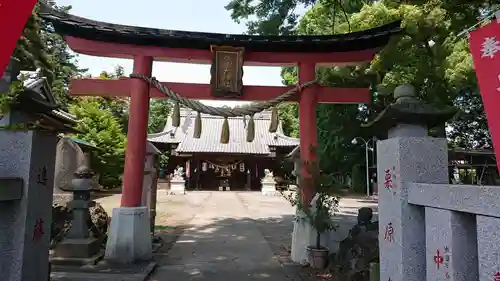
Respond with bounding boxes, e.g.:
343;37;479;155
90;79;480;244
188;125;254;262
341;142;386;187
69;98;126;188
350;164;364;193
229;0;499;182
225;0;376;35
148;99;172;134
97;67;130;132
14;1;86;108
0;80;25;115
158;153;169;170
277;102;299;137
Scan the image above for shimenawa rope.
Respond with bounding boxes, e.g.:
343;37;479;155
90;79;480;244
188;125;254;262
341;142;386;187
130;73;315;143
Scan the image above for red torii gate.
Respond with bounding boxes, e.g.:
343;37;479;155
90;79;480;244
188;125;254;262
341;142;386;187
39;6;401;208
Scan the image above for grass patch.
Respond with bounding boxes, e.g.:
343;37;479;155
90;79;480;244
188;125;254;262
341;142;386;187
154;225;175;231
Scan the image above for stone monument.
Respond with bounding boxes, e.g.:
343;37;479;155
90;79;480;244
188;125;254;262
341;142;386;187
261;169;277;196
52;165;103;265
142;142;160;233
364;84;456;281
169;166;186;194
0;58;77;281
53;136;86;204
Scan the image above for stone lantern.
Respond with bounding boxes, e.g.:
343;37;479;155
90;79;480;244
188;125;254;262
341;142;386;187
363;84;456;138
53;165;102;265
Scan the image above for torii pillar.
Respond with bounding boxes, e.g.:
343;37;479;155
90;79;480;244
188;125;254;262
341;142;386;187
298;63;317;203
290;63;322;264
105;56;153;263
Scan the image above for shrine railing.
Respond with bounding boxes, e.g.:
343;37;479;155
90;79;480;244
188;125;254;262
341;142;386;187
404;182;500;280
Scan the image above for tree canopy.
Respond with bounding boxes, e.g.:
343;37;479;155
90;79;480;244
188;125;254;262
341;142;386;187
226;0;499;189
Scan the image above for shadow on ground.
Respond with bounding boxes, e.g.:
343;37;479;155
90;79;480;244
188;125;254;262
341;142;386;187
150;204;367;280
151;214;305;281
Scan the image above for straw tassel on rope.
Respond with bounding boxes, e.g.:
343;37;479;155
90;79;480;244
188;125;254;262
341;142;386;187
220;116;230;144
193;111;202;138
246;115;255;142
269;106;279;133
172;102;181;127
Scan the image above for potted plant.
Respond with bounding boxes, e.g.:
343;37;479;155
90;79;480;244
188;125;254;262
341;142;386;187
284;149;339;269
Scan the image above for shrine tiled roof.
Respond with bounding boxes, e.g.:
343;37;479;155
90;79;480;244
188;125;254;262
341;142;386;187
148;108;299;155
39;4;402;53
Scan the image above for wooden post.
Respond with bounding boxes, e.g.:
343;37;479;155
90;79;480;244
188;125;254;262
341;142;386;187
298;63;317;204
121;56;153;207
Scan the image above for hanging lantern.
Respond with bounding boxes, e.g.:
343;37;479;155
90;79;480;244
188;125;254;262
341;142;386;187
239;163;245;172
202;162;208;172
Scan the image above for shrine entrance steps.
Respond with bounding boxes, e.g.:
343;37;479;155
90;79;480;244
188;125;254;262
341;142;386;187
149;192;299;280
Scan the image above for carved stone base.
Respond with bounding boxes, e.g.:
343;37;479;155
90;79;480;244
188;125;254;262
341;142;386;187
105;207;152;264
170;180;185;195
53;237;101;259
261;181;277;196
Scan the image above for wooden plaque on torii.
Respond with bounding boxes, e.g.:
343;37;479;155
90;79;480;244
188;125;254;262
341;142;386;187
210;45;244;98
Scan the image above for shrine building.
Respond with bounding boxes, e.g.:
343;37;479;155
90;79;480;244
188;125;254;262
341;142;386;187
148;108;298;191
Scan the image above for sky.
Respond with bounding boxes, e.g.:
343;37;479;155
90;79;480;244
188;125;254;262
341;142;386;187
55;0;298;106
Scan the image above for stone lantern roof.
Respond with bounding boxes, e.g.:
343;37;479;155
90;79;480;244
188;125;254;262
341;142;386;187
363;84;457;132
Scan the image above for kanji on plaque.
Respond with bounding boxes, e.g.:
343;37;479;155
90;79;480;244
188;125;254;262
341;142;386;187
494;272;500;281
469;19;500;173
32;218;44;241
384;222;394;242
445;272;450;279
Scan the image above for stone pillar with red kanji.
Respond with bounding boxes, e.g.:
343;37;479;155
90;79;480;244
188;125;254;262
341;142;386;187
0;60;59;281
365;84;455;281
0;132;58;281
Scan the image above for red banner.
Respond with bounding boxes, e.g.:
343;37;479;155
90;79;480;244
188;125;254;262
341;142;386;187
0;0;38;75
469;19;500;172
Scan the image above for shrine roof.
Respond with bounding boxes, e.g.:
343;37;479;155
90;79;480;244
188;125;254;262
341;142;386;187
11;69;79;133
148;108;299;155
39;5;402;54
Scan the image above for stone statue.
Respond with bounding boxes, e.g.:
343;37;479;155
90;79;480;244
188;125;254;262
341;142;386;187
261;169;277;195
263;169;273;179
172;166;184;180
333;207;379;281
